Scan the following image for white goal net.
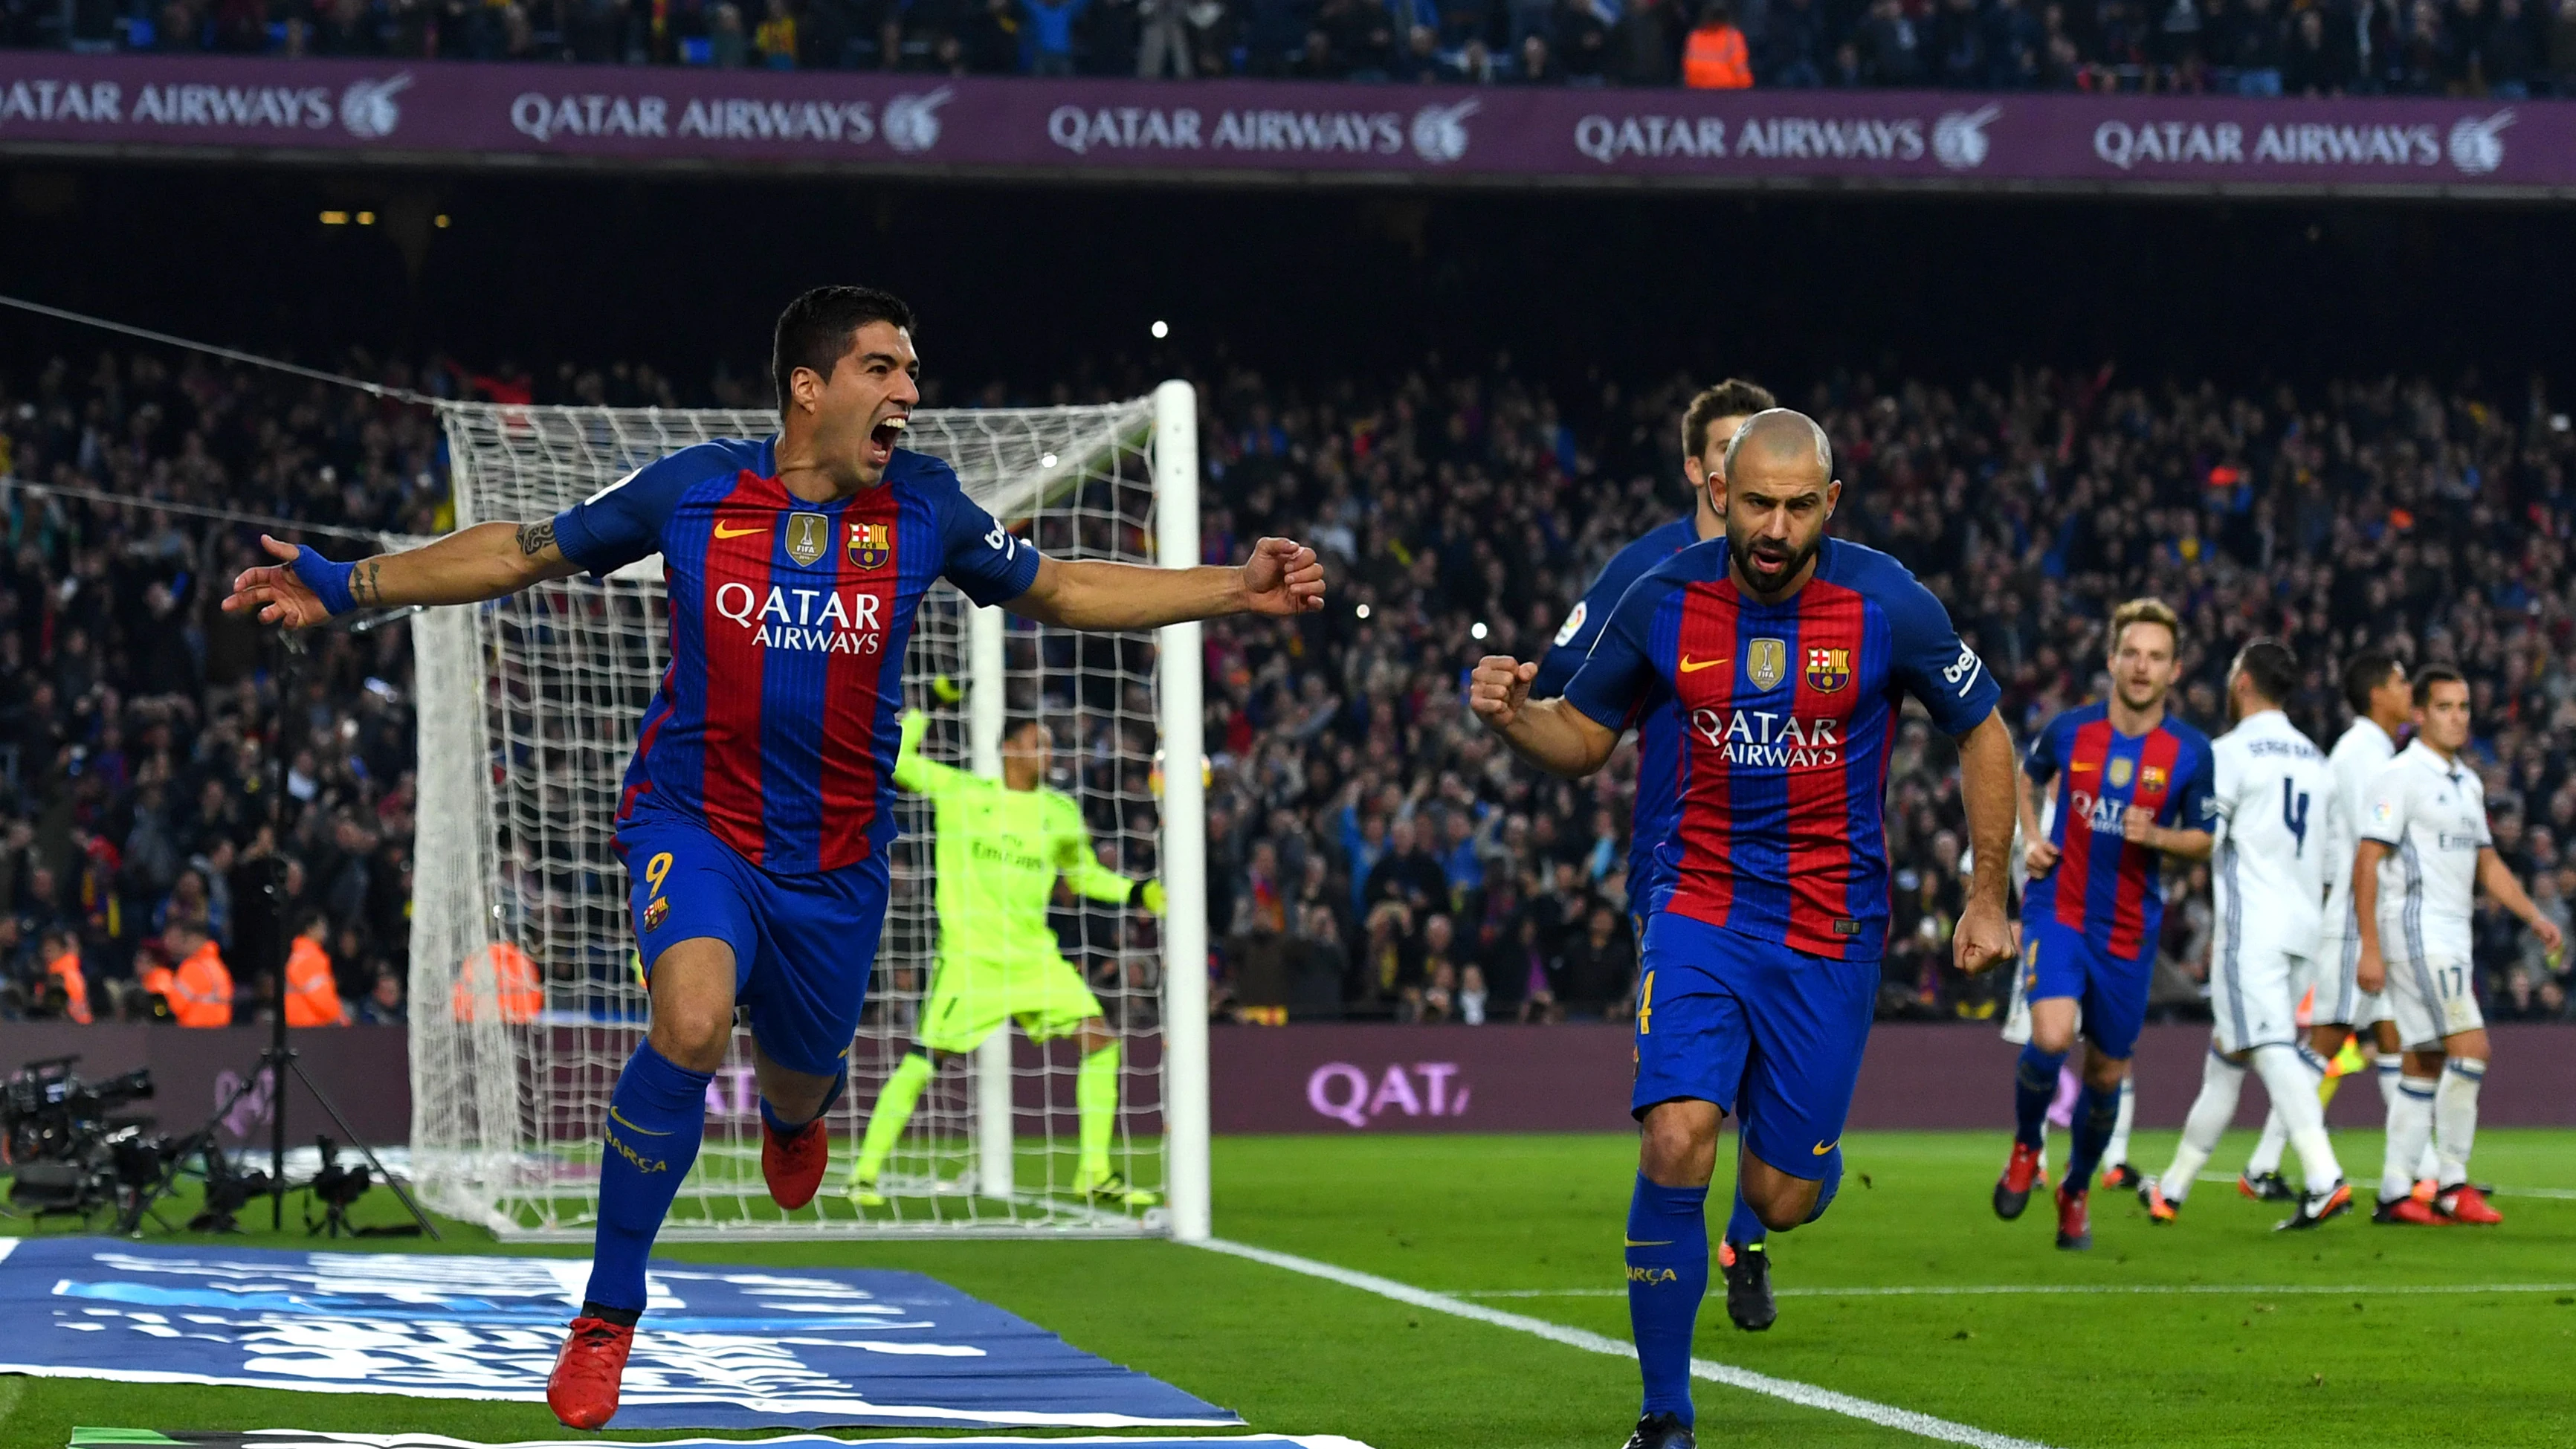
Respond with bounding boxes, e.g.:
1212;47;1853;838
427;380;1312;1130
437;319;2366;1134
407;384;1209;1242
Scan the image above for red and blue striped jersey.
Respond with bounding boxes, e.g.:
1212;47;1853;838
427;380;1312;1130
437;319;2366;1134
1563;538;1999;961
550;438;1040;876
2022;701;2217;962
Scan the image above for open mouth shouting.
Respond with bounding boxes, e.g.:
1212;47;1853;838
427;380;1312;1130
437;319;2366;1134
866;412;908;470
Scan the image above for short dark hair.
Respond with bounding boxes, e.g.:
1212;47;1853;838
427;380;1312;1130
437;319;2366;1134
1680;378;1778;464
2411;663;2467;708
2341;649;2401;716
2232;637;2297;707
772;285;915;414
1004;714;1049;745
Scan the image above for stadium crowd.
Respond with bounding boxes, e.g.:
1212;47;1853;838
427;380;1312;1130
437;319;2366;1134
8;0;2576;95
0;345;2569;1035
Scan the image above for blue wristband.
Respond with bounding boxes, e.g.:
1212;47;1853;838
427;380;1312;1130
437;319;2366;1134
288;546;358;616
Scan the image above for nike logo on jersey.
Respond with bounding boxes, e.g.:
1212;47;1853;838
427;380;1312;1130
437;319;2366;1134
713;522;767;538
2070;761;2097;772
1812;1140;1837;1156
1678;656;1727;674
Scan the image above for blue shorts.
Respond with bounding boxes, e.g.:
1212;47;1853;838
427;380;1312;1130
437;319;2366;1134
1632;912;1878;1181
618;810;892;1079
2022;916;2151;1062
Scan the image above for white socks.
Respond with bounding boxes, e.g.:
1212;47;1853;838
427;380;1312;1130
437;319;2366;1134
2381;1074;2438;1203
2104;1075;2137;1168
2433;1059;2485;1190
2244;1104;2288;1179
2160;1050;2247;1203
2249;1044;2342;1194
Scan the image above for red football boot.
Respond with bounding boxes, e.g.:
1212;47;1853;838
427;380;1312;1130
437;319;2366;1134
2053;1184;2092;1250
547;1315;635;1430
763;1114;830;1210
2372;1196;2443;1225
2436;1184;2503;1224
1993;1140;2046;1221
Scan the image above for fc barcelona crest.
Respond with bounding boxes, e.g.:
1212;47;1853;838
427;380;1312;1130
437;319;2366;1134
2140;765;2167;793
1746;638;1787;691
850;520;891;570
642;897;670;933
1804;645;1852;693
2108;756;2134;789
785;512;829;567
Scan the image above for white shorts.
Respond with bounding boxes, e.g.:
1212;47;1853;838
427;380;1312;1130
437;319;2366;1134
2314;929;2390;1030
2211;933;2305;1056
2385;953;2482;1048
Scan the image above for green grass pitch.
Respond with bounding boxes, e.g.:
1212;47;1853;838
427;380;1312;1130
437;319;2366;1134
5;1129;2575;1448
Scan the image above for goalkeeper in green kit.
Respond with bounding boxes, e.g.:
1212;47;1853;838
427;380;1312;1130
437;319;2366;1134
848;707;1165;1208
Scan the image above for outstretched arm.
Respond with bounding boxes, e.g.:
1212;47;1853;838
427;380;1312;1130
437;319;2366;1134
891;709;975;798
222;525;581;629
1468;656;1621;780
1010;537;1325;630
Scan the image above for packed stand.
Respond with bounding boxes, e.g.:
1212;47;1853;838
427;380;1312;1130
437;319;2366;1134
0;346;2571;1034
9;0;2575;95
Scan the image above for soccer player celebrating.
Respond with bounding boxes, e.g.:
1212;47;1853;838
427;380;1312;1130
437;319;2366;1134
2352;666;2562;1226
2138;639;2351;1230
1996;598;2214;1250
1470;410;2018;1449
2237;650;2419;1201
846;708;1164;1209
221;285;1325;1429
1531;378;1789;1332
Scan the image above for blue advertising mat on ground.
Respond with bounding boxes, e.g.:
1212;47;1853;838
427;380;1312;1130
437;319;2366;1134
0;1239;1239;1431
60;1423;1370;1433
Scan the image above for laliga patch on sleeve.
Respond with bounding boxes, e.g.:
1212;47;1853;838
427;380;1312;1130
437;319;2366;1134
1552;599;1587;648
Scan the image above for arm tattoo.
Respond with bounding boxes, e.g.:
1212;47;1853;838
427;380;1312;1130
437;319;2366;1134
517;521;556;558
352;561;384;608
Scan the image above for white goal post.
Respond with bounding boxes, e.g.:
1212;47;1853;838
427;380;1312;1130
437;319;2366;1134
407;382;1209;1242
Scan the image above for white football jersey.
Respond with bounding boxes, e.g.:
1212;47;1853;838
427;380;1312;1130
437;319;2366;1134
2209;709;2332;951
2360;740;2491;964
2319;717;2398;940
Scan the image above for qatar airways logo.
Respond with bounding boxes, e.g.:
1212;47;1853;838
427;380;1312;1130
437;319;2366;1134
2066;790;2128;836
714;581;884;654
1690;708;1842;769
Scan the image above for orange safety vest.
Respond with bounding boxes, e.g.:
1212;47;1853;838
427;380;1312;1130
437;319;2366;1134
46;950;90;1024
170;942;233;1028
453;942;542;1024
283;936;343;1027
141;961;176;1013
1683;24;1751;88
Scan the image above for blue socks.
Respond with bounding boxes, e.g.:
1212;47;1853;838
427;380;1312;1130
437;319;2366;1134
583;1040;711;1316
1725;1182;1766;1246
2013;1044;2066;1149
1625;1173;1709;1426
2064;1080;2122;1192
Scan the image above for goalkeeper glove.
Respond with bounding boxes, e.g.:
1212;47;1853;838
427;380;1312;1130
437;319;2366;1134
1130;879;1168;916
286;545;358;616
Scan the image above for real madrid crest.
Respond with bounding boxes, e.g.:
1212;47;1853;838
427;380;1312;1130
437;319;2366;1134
850;520;891;570
1746;638;1787;691
785;512;829;567
2108;756;2134;789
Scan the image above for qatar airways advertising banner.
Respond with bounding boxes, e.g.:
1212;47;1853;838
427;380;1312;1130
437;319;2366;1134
0;52;2565;191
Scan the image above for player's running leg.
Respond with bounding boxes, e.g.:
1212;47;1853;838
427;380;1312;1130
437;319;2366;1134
850;955;1001;1206
1069;1017;1157;1207
2000;935;2082;1221
2375;1063;2442;1224
2053;950;2148;1250
2430;1034;2497;1224
752;1039;844;1211
555;936;735;1430
849;1048;936;1206
2250;1042;2349;1230
2099;1076;2140;1191
2145;1047;2244;1222
1719;1152;1772;1331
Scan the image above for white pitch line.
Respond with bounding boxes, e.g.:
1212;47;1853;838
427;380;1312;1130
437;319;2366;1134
1196;1238;2057;1449
1459;1282;2576;1300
